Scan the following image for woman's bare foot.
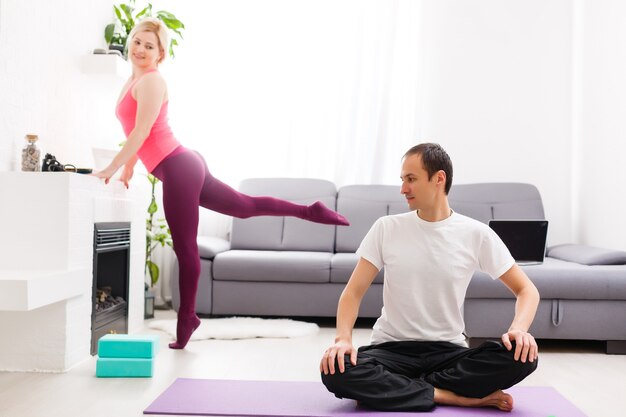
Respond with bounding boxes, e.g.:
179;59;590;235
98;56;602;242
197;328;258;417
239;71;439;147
434;388;514;412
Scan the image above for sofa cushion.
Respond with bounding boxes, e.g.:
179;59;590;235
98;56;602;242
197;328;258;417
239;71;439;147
335;183;544;252
230;178;337;252
330;253;384;284
197;236;231;259
547;244;626;266
492;199;545;220
466;257;626;300
449;183;545;222
449;202;493;224
336;185;408;253
213;250;332;283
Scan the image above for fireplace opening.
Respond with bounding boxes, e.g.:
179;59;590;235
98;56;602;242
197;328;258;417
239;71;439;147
91;222;131;355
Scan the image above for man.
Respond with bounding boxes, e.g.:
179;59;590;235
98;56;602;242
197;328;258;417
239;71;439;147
320;143;539;412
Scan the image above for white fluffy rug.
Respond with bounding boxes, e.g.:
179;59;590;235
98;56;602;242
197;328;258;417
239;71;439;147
148;317;319;341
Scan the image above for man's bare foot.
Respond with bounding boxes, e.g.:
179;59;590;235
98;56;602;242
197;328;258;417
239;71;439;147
434;388;514;412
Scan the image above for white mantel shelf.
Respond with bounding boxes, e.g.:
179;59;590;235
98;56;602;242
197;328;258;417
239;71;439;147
81;54;129;78
0;268;88;311
0;172;146;372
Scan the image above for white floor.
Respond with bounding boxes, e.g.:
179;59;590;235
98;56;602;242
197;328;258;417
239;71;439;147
1;309;625;417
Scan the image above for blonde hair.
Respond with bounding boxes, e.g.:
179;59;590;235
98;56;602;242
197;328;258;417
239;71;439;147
128;17;169;64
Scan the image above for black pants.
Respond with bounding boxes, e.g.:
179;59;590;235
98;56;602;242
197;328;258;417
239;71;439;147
321;340;538;412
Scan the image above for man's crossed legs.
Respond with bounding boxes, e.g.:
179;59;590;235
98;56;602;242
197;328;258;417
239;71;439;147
321;340;537;412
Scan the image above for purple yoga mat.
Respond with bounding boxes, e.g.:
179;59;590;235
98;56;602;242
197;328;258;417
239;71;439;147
144;378;587;417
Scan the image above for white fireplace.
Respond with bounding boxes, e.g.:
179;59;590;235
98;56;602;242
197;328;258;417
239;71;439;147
0;172;146;372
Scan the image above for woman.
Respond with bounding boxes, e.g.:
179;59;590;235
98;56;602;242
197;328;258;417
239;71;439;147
94;17;349;349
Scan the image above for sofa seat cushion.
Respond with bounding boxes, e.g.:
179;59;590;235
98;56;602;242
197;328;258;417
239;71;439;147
466;257;626;300
213;250;332;283
330;253;384;284
197;236;230;259
547;244;626;266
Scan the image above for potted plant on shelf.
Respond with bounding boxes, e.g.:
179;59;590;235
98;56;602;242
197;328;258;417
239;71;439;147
104;0;185;59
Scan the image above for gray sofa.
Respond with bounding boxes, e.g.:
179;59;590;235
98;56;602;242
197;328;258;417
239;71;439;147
171;179;626;354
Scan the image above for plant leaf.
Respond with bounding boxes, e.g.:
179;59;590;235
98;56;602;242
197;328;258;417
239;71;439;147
114;5;123;21
170;38;180;57
120;4;134;24
147;260;159;287
156;12;185;30
136;5;150;19
104;23;116;44
148;197;158;215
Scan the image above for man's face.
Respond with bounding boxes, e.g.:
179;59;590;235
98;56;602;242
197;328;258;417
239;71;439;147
400;154;438;211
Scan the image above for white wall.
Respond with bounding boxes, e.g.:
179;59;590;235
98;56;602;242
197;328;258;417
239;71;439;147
0;0;623;251
416;0;626;250
577;0;626;251
0;0;122;171
418;0;574;246
416;0;625;250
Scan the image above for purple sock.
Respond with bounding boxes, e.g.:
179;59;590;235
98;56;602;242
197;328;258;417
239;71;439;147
169;314;201;349
305;201;350;225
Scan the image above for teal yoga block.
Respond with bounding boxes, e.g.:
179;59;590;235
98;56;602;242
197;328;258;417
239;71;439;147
96;357;154;378
98;334;160;359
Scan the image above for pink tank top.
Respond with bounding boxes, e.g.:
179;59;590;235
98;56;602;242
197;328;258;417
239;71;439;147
115;70;181;172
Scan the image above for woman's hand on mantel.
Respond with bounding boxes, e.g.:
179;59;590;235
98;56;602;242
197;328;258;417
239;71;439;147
92;165;118;185
119;166;134;189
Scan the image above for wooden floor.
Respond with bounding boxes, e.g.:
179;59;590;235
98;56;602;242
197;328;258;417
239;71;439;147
1;309;625;417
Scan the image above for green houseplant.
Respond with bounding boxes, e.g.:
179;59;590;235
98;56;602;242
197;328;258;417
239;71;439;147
143;173;173;318
104;0;185;59
145;174;173;288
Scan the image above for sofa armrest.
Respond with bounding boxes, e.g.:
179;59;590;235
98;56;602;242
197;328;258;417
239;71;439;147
197;236;231;260
547;244;626;266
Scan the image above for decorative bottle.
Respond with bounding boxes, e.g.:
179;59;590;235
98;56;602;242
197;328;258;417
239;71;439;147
21;134;41;171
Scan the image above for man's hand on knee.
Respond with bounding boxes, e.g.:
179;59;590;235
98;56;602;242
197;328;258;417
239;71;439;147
501;329;538;363
320;340;358;375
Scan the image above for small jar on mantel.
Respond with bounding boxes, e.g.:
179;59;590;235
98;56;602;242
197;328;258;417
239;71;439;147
21;134;41;171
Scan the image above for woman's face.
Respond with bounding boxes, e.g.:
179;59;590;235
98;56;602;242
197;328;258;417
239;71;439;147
129;31;163;68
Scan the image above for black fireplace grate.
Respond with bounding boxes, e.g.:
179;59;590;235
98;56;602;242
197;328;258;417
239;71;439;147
92;222;131;355
95;226;131;248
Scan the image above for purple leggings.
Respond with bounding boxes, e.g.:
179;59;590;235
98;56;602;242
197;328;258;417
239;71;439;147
151;147;347;348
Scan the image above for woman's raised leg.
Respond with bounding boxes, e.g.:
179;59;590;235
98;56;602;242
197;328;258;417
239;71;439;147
197;168;349;225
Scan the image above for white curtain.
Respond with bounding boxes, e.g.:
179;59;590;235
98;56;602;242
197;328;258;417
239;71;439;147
150;0;423;301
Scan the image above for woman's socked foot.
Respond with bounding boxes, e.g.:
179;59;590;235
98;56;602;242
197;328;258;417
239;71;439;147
306;201;350;226
169;314;201;350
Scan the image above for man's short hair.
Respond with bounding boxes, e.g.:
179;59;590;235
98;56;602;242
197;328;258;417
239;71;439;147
403;143;453;194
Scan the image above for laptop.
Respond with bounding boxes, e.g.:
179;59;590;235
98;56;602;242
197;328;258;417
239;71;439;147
488;220;549;265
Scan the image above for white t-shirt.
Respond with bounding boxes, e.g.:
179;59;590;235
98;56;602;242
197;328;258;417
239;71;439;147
357;211;514;346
